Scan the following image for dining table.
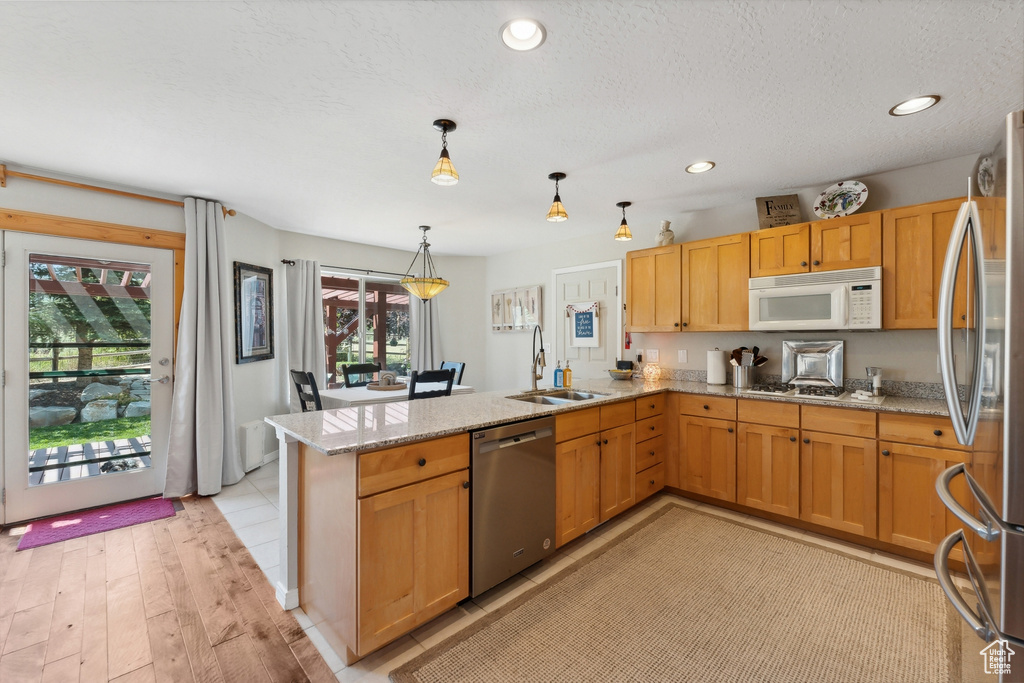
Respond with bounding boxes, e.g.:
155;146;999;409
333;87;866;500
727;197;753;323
318;382;474;409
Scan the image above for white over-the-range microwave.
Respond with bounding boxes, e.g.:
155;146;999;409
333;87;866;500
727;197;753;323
748;266;882;331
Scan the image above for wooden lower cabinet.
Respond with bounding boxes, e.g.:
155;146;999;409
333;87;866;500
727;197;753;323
356;469;469;655
878;441;970;555
555;434;602;547
800;431;877;537
736;423;800;518
678;415;736;502
600;423;636;521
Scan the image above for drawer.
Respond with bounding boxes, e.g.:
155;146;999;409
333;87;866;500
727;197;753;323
635;393;665;420
358;433;470;497
635;434;666;472
556;407;600;443
801;404;876;438
878;413;968;451
737;399;799;428
678;394;736;421
635;462;665;503
635;414;666;443
601;400;636;430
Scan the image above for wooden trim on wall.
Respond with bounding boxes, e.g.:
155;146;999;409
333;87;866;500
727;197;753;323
0;206;187;335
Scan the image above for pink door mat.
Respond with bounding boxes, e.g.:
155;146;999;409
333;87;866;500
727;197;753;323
16;496;177;550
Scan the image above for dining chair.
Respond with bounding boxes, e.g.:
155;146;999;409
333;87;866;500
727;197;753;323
439;360;465;385
341;362;381;388
290;369;322;412
408;368;455;400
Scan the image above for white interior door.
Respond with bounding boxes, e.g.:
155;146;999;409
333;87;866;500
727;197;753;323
553;262;622;380
2;232;174;524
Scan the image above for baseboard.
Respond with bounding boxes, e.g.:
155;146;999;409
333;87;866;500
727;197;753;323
276;582;298;610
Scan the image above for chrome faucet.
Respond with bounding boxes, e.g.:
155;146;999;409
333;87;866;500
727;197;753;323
531;324;546;392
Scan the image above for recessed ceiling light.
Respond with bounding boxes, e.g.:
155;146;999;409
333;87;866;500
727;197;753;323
685;161;716;174
888;95;941;116
500;19;546;51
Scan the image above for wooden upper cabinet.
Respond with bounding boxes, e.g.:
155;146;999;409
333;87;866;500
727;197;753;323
810;211;882;271
681;233;749;331
749;223;810;277
882;198;968;329
625;244;681;332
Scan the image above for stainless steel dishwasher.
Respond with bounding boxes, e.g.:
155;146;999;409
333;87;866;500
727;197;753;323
470;416;556;597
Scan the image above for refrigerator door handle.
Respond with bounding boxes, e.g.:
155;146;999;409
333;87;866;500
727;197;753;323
937;463;1001;541
937;200;986;445
935;530;997;642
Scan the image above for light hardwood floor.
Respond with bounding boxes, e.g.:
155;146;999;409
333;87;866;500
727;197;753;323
0;495;335;683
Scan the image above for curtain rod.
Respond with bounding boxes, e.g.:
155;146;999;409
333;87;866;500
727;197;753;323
281;259;407;279
0;164;236;218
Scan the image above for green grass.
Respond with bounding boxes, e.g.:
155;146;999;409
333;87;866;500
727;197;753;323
29;416;151;450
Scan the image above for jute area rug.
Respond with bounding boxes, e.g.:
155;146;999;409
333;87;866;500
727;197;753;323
391;503;959;683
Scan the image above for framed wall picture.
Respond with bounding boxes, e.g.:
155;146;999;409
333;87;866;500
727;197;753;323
512;288;527;329
491;292;504;330
523;285;541;327
233;261;274;363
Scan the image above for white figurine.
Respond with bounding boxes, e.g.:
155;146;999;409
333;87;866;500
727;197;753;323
656;220;675;246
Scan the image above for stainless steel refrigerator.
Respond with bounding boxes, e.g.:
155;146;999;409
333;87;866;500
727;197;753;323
935;109;1023;682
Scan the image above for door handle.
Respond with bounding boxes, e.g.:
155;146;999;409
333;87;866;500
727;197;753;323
934;530;996;642
154;375;170;384
158;358;170;366
936;464;1004;542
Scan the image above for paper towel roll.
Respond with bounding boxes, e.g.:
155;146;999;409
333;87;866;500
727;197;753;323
707;350;727;385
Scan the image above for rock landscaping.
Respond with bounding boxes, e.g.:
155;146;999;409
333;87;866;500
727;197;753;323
28;375;152;428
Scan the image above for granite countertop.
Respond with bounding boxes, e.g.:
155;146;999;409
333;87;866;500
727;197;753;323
264;377;953;456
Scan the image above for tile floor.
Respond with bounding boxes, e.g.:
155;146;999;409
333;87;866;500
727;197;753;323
212;459;957;682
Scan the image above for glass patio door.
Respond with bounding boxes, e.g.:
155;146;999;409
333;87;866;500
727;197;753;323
2;232;174;524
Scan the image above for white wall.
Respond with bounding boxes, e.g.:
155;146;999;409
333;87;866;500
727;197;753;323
482;153;979;391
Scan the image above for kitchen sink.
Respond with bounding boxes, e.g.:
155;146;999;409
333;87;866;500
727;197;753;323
506;389;608;405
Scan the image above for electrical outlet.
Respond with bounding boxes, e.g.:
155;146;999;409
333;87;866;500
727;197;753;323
647;349;660;363
543;342;552;353
678;350;688;363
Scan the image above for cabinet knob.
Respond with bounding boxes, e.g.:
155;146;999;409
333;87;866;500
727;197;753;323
882;449;890;456
462;481;470;489
789;436;796;442
649;425;656;431
801;261;808;267
649;450;655;456
813;260;820;266
649;479;655;485
961;315;966;321
803;438;810;444
649;403;656;409
674;322;679;327
727;427;734;433
603;439;608;445
933;429;943;436
418;458;427;466
703;404;709;410
682;322;688;327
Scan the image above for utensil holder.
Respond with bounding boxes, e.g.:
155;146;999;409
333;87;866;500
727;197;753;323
732;366;754;389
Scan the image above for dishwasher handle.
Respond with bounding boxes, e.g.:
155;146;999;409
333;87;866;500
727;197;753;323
476;426;554;454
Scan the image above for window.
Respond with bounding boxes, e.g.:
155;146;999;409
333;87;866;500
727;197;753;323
322;272;410;387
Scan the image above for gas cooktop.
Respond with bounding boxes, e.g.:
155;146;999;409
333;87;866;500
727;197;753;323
742;384;885;405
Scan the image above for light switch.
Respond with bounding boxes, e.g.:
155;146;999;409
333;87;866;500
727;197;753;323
678;350;687;363
647;349;660;363
543;342;552;353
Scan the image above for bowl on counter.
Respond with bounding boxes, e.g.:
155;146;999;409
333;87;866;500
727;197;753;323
608;369;634;380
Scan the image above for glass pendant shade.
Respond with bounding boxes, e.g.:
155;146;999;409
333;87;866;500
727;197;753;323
614;218;632;241
402;226;449;301
546;195;568;222
431;148;459;186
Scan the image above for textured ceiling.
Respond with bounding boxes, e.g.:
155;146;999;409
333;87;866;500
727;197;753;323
0;1;1022;256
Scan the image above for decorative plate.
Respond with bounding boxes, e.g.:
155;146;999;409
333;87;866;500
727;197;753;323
977;156;995;197
813;180;868;219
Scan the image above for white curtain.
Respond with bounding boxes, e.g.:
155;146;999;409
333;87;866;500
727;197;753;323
285;260;326;411
162;198;243;497
410;298;443;372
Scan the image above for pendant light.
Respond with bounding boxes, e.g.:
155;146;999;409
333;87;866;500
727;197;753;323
546;172;568;222
614;201;633;241
430;119;459;186
401;226;449;300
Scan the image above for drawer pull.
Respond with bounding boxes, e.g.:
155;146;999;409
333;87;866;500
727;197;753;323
649;450;655;456
703;404;709;410
418;458;427;467
463;481;470;489
882;449;890;456
789;436;796;442
934;429;943;436
649;425;656;431
649;403;656;409
803;438;810;444
727;427;734;433
649;479;655;486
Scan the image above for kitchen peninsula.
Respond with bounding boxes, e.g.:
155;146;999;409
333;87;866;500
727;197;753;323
265;377;971;663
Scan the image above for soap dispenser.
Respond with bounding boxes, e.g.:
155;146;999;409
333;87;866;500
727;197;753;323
563;361;573;389
554;361;563;388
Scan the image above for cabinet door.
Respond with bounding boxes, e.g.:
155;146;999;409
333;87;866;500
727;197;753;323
878;441;970;555
625;245;681;332
736;423;800;518
678;415;736;502
555;434;602;547
800;431;876;538
599;423;636;521
749;223;810;277
810;211;882;271
681;233;749;331
357;469;469;654
882;198;968;329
